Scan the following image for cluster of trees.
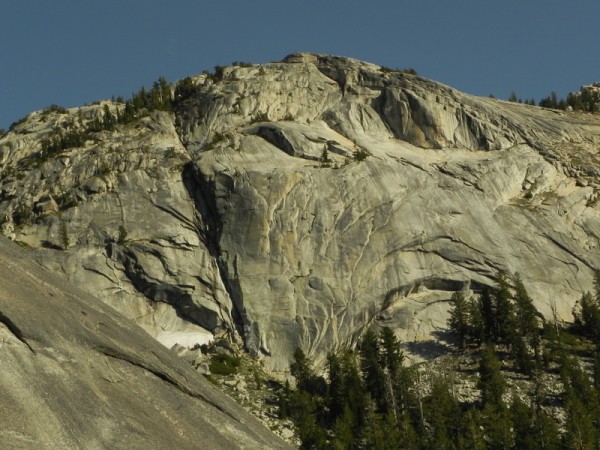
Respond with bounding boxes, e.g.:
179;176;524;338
281;273;600;449
280;328;422;449
507;92;536;106
508;89;599;113
572;272;600;346
40;77;175;157
380;66;418;76
448;273;541;374
118;76;173;122
173;76;203;102
447;272;600;448
539;89;599;113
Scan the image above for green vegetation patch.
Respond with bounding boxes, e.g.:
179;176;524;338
208;353;242;376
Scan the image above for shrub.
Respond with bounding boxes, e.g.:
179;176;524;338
380;66;418;75
60;221;69;250
174;77;201;102
252;112;269;123
231;61;253;68
117;225;128;245
353;149;369;161
320;147;331;166
42;104;67;115
209;353;241;376
9;115;29;131
214;65;226;80
12;205;32;225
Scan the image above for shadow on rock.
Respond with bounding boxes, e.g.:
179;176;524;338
405;332;455;361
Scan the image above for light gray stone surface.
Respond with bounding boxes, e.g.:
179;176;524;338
2;53;600;373
0;237;291;449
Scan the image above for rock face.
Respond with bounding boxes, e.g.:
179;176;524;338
2;53;600;372
0;238;291;449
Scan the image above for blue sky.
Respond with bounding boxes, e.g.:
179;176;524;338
2;0;599;130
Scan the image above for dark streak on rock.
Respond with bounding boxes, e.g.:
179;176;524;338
0;310;36;354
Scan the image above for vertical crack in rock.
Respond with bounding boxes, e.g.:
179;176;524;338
181;162;246;340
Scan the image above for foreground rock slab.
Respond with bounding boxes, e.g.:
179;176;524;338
0;238;290;449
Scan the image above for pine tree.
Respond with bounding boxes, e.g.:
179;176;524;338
510;333;533;375
102;104;116;130
533;409;561;450
157;76;172;111
424;376;461;449
359;330;387;412
119;101;136;124
512;273;540;339
380;327;403;376
458;409;487;450
594;351;600;393
288;348;328;448
331;406;354;450
478;345;505;407
174;76;198;102
511;397;536;450
361;398;389;450
560;355;599;450
448;291;470;347
326;350;368;446
290;347;325;395
508;394;560;449
327;351;346;421
479;287;496;343
562;396;597;450
572;291;600;342
291;391;328;450
468;294;486;344
481;402;513;450
60;220;69;250
493;272;515;345
379;327;404;419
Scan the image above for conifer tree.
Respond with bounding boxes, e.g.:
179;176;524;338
481;401;513;450
331;407;354;450
534;409;561;450
468;294;486;344
290;347;324;395
594;351;600;393
380;327;403;376
424;376;461;449
448;291;470;348
510;394;560;449
459;410;487;450
359;330;387;412
572;291;600;342
562;396;597;450
102;104;116;130
478;345;505;408
479;287;496;343
361;398;389;450
379;327;404;419
560;355;599;450
512;272;540;339
327;350;366;430
493;272;515;345
510;333;534;375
